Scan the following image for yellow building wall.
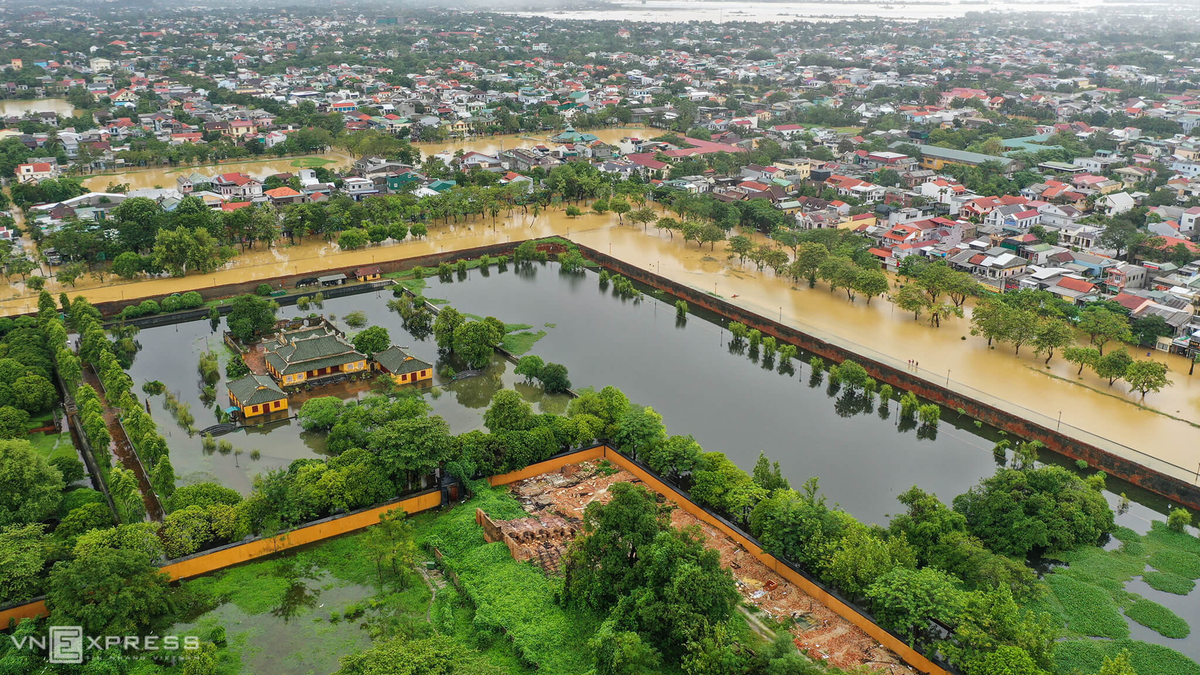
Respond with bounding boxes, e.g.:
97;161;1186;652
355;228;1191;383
243;398;288;417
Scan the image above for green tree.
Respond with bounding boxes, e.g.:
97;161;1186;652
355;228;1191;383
539;363;572;393
514;355;545;382
1093;350;1134;386
0;439;63;525
865;566;965;644
0;406;30;439
46;545;172;635
614;198;633;222
1033;318;1074;364
111;251;145;279
895;283;931;320
824;525;916;597
1167;508;1192;533
952;465;1114;557
297;397;345;432
0;523;47;603
432;306;464;351
484;390;535;433
152;226;224;277
562;482;667;610
853;268;889;305
647;435;703;481
969;297;1015;346
1079;307;1132;355
1063;346;1100;376
1097;650;1137;675
112;197;165;252
338;228;369;250
941;585;1056;674
612;406;667;460
352;326;390;356
727;235;754;264
226;294;277;343
1125;359;1171;399
452;320;502;368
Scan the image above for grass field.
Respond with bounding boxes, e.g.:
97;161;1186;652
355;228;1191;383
26;431;77;463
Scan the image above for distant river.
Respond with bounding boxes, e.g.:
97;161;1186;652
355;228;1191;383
498;0;1164;22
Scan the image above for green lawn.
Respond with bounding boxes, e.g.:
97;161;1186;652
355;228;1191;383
26;431;77;463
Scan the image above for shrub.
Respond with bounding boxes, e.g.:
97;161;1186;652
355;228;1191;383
1167;508;1192;533
256;283;273;296
179;291;204;309
918;404;941;427
50;456;86;484
411;266;424;279
899;391;920;418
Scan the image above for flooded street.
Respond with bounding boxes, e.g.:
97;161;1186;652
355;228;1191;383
2;125;1197;487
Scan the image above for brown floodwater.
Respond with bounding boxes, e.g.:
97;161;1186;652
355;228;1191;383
0;98;78;117
4;133;1199;482
79;127;645;192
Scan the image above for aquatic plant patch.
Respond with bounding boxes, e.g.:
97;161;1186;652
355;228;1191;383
1142;570;1196;596
1054;638;1200;675
1046;575;1129;639
1124;597;1190;639
1147;550;1200;579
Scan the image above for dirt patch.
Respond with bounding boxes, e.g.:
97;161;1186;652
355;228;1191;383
506;463;916;674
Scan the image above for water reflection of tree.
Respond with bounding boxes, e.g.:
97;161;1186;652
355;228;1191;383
727;337;746;357
446;364;506;409
777;360;795;377
271;558;322;623
833;391;874;418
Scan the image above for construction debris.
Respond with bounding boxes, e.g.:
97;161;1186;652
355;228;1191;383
503;463;917;675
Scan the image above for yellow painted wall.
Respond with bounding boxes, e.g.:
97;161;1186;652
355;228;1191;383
0;600;46;627
159;489;442;582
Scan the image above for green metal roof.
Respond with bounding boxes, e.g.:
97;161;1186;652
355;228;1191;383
227;374;285;406
265;334;364;376
374;346;431;376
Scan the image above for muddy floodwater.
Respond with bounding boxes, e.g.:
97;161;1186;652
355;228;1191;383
0;98;78;117
79;127;646;192
125;288;568;493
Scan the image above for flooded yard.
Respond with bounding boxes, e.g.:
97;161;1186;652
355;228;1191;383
124;287;568;493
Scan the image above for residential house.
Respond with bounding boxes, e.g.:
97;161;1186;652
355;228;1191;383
211;172;263;200
1105;263;1148;294
15;162;58;183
